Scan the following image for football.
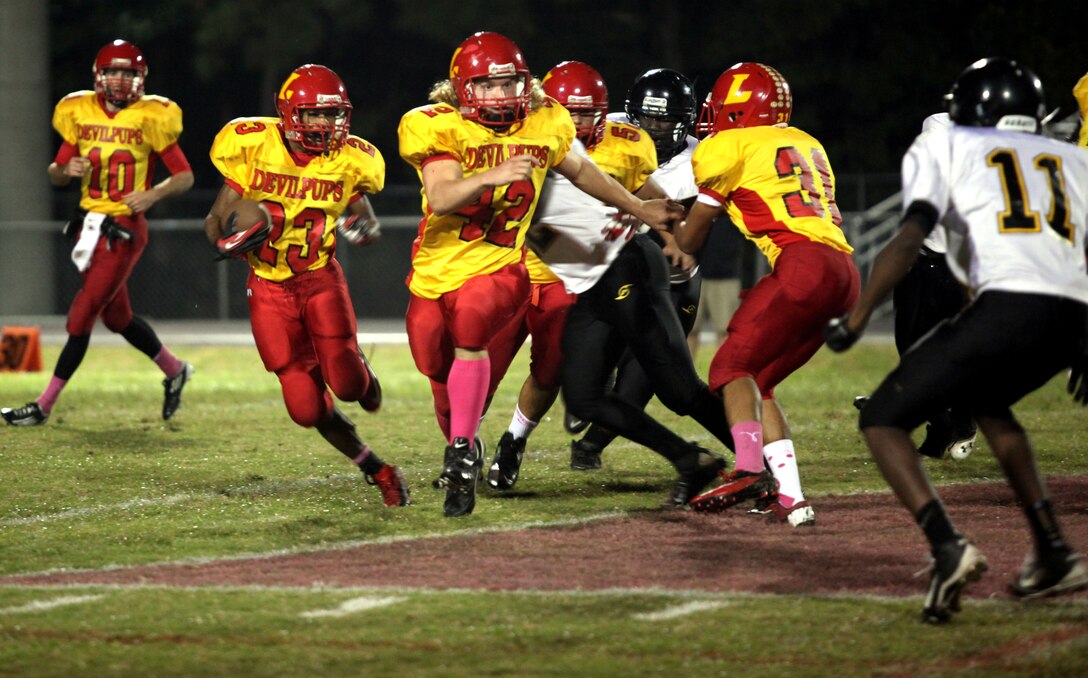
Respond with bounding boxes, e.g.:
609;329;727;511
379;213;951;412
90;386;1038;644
215;198;272;259
228;198;270;233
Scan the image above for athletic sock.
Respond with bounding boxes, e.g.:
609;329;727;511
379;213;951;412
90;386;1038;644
507;404;538;440
447;356;490;442
764;439;804;507
38;376;68;414
154;346;184;378
1024;499;1069;554
353;445;385;475
731;421;764;473
915;499;960;552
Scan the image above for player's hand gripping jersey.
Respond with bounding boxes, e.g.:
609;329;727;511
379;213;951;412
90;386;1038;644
210;117;385;282
525;117;657;285
52;91;183;216
904;123;1088;303
398;100;575;298
692;126;851;268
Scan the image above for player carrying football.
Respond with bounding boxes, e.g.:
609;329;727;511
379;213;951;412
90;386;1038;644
204;64;409;507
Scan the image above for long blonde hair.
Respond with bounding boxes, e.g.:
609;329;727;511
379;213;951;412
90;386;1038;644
428;77;549;111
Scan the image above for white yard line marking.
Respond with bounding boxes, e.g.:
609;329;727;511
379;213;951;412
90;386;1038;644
0;594;104;614
300;596;405;618
0;475;361;527
632;600;732;621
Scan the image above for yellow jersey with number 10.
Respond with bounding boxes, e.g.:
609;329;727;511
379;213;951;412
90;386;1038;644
52;91;183;217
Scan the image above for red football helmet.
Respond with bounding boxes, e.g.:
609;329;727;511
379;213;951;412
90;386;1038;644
93;39;147;106
275;64;352;153
698;62;792;135
449;32;532;127
542;61;608;148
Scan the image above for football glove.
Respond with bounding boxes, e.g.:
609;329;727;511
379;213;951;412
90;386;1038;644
103;218;134;246
215;210;271;259
824;315;860;353
336;213;381;246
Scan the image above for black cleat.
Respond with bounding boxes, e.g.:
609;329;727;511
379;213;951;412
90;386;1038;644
2;402;48;426
667;446;728;508
487;432;526;490
922;538;988;624
433;437;482;517
162;362;194;421
1010;549;1088;600
570;439;602;470
564;410;589;435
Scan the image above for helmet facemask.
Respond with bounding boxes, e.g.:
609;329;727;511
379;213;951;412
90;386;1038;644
276;65;353;154
289;105;352;153
95;67;144;107
635;112;691;162
459;73;531;128
92;40;147;107
624;69;696;163
542;61;609;148
449;32;532;128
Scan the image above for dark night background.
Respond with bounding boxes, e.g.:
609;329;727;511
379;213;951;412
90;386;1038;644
45;0;1088;218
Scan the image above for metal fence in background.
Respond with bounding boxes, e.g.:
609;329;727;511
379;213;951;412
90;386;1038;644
0;216;421;321
0;174;904;322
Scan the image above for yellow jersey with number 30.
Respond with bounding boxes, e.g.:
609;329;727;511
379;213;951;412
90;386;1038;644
398;100;575;298
52;91;183;217
209;116;385;282
693;125;851;268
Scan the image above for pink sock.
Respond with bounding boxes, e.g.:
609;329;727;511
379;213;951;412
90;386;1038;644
731;421;765;473
38;377;68;413
447;357;490;442
153;346;183;378
351;444;372;465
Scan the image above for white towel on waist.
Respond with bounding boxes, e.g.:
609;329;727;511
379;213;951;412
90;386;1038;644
71;212;107;272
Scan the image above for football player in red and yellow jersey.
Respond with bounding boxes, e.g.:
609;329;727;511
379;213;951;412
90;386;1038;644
483;60;663;491
398;32;681;517
2;40;195;428
1075;72;1088;149
673;63;860;526
204;64;409;508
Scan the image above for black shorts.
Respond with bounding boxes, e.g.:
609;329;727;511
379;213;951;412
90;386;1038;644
859;291;1087;431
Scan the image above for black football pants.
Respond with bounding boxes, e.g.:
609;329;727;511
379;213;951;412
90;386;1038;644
561;235;734;460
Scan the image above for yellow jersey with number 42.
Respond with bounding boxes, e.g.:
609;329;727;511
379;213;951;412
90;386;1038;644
52;91;183;217
209;116;385;282
693;125;851;268
398;100;575;298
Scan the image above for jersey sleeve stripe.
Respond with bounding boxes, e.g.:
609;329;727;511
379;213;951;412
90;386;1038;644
421;152;458;168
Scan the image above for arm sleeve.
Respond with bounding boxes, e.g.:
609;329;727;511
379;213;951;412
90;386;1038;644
158;142;192;175
53;141;79;165
900;127;951;223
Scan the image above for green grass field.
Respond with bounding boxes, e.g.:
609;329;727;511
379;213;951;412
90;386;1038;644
1;341;1087;676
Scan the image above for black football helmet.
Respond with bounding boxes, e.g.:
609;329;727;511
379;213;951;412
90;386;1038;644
624;68;696;163
945;57;1045;133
